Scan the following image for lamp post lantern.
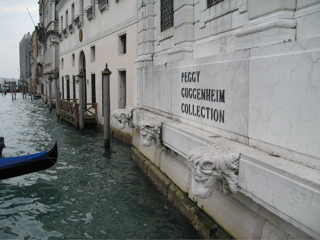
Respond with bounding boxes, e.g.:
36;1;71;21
101;63;112;149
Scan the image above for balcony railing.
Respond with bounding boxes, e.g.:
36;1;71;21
46;21;59;33
87;6;95;20
207;0;224;8
59;99;98;127
63;28;67;37
98;0;108;12
74;15;82;28
69;23;74;33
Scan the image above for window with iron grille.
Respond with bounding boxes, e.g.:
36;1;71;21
160;0;174;32
207;0;224;8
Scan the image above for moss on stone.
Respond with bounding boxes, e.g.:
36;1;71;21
147;163;172;197
131;146;231;239
110;125;132;144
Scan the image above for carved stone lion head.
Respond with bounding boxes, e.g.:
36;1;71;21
188;145;240;198
138;119;162;147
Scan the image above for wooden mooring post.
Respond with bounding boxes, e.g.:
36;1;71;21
0;137;5;156
78;69;85;132
102;63;112;149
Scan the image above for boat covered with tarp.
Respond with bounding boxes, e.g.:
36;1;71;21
0;142;58;180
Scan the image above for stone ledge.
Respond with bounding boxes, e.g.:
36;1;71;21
131;146;231;239
133;109;320;239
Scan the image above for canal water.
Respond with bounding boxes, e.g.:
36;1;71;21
0;94;202;239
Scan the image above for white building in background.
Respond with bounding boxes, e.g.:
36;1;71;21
19;33;32;86
109;0;320;239
38;0;60;103
57;0;138;134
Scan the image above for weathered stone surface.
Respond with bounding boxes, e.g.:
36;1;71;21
188;144;240;198
131;146;231;239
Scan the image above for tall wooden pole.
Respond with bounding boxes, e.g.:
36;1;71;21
101;63;112;149
0;137;5;156
11;82;14;101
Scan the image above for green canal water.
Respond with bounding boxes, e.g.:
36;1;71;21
0;94;202;239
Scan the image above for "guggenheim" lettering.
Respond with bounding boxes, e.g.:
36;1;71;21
181;88;225;103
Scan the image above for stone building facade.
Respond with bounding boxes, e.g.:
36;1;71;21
30;30;39;95
19;33;32;85
57;0;138;134
38;0;60;102
120;0;320;239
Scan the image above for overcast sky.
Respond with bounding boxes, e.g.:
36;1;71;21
0;0;39;79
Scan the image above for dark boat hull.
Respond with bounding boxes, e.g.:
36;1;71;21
0;142;58;180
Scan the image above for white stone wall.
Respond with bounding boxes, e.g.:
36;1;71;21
133;0;320;239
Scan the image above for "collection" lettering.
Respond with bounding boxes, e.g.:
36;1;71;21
180;71;225;123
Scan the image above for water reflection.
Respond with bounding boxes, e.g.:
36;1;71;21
0;94;202;239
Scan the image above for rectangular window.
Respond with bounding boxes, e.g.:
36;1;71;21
73;76;76;99
66;75;70;100
91;74;96;103
72;54;75;66
207;0;224;8
66;10;68;29
91;45;95;62
60;16;64;32
160;0;174;32
119;34;126;55
118;70;126;109
71;3;75;21
61;77;65;99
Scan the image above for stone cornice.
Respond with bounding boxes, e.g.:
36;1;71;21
234;18;296;37
56;0;69;12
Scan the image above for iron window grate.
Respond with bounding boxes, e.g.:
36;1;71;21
207;0;224;8
160;0;174;32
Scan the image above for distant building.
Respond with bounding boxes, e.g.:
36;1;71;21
38;0;60;102
30;30;39;95
19;33;32;86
